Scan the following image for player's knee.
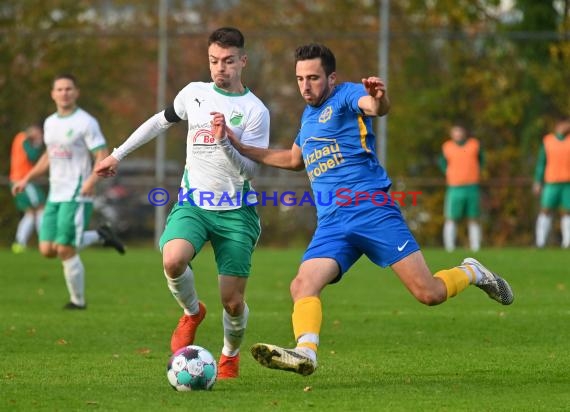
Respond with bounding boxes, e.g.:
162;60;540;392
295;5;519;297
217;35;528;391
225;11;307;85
290;276;305;298
40;249;57;258
290;275;322;299
221;299;243;317
56;247;76;261
413;287;445;306
162;256;187;277
39;244;57;258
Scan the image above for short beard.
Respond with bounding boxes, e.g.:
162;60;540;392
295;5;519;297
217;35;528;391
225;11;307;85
313;84;333;107
215;78;230;89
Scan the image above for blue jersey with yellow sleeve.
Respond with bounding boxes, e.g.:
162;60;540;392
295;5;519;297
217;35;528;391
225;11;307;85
294;82;391;219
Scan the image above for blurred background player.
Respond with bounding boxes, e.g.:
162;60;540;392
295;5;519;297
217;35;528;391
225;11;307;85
12;74;125;309
439;124;484;252
533;117;570;248
9;122;46;253
94;27;269;379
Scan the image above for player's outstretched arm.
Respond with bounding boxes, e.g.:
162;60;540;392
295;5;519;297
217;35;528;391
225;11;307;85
94;154;119;178
225;127;304;171
96;110;177;179
83;149;109;194
359;76;390;117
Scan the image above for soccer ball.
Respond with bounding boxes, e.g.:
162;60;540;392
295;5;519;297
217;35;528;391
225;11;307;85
166;345;217;391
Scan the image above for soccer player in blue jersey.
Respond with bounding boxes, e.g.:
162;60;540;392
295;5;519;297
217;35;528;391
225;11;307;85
221;43;514;376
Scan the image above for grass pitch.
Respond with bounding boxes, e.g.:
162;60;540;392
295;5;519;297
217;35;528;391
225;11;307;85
1;247;569;411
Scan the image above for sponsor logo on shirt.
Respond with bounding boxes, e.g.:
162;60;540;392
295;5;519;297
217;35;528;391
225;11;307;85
192;129;216;145
188;121;210;131
191;128;218;159
49;145;73;159
303;138;344;182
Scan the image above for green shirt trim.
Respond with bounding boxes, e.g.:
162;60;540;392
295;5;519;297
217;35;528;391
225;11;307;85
213;84;250;97
56;107;79;118
90;144;107;153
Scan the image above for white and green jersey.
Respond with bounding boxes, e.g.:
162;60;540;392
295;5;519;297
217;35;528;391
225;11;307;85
173;82;270;210
43;108;107;202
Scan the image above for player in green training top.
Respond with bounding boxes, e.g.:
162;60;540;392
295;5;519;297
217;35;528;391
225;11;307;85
95;27;270;379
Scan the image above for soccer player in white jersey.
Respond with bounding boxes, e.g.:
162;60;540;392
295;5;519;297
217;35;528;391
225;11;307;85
95;27;270;379
12;74;125;310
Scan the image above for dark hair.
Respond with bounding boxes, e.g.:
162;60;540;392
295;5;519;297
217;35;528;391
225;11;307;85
52;73;78;88
295;44;336;76
208;27;245;49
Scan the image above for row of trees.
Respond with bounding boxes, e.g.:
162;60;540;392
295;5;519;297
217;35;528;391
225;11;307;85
1;0;569;246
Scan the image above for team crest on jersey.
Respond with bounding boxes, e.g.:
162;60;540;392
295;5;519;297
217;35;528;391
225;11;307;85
319;106;333;123
230;110;244;126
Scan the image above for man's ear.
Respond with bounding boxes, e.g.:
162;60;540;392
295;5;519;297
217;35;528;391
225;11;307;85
328;71;337;86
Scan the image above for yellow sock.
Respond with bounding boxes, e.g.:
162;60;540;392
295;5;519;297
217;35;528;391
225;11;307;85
292;296;322;353
434;267;471;299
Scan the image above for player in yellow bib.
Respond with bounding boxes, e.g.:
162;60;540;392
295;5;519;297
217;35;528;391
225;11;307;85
533;118;570;248
439;125;484;252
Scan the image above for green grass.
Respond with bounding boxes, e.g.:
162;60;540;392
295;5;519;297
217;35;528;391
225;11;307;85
1;247;569;411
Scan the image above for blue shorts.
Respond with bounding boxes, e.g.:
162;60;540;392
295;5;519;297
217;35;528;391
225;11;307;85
302;201;420;282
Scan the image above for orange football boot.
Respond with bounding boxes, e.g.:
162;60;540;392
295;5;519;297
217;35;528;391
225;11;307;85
217;353;240;379
170;301;207;353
